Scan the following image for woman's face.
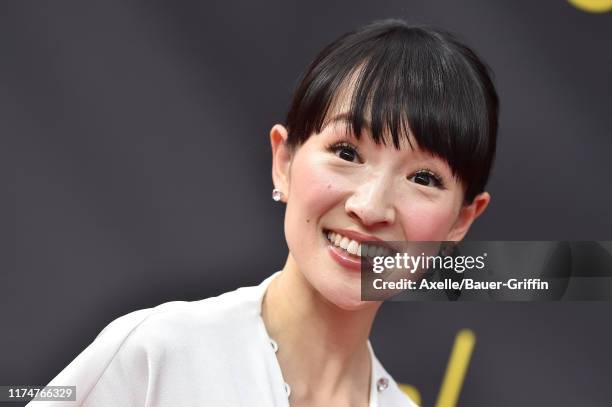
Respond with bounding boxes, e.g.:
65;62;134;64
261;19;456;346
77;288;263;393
271;107;489;311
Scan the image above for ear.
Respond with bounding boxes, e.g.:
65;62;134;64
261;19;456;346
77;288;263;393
446;192;491;241
270;124;292;203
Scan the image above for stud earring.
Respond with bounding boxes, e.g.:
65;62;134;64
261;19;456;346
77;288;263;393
272;188;283;202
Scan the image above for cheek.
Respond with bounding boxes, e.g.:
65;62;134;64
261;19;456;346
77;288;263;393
398;199;458;240
284;155;346;239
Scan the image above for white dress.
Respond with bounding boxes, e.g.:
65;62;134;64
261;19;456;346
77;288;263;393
29;272;417;407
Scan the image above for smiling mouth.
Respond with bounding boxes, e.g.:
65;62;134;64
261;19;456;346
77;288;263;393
323;229;391;258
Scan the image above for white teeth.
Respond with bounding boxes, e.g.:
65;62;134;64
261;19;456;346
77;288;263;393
347;240;358;255
334;234;342;245
340;237;349;249
355;243;390;258
325;230;364;257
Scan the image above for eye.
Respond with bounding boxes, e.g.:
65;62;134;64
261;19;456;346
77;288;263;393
328;141;361;163
409;169;444;188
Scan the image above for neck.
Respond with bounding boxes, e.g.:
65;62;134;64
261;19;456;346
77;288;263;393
261;254;381;403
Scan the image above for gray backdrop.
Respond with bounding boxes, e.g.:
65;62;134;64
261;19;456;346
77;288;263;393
4;0;612;406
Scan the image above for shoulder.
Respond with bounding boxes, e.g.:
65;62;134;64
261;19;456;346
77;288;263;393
92;271;278;356
100;283;262;353
40;282;266;406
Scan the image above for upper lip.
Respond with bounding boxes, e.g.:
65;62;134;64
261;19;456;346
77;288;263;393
326;228;402;254
327;228;383;243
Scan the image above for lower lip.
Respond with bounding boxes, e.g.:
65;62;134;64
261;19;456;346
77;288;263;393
326;236;362;272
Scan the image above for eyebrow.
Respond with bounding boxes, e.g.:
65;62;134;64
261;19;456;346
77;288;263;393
324;111;424;155
322;112;372;132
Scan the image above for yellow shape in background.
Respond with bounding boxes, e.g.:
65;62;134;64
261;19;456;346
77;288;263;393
398;329;476;407
568;0;612;13
398;384;422;405
435;329;476;407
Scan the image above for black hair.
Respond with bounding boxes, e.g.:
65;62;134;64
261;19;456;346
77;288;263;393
285;19;499;203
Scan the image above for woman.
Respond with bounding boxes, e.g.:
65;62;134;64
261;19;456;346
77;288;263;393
32;19;497;407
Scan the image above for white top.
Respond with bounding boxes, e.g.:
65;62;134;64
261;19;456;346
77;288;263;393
30;272;417;406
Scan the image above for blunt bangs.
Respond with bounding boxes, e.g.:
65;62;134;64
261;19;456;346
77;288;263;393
285;19;499;203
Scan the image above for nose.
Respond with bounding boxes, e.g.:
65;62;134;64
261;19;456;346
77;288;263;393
344;175;396;227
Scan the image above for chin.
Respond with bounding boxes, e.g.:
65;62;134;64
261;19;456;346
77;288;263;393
297;258;379;312
334;299;375;312
322;287;379;312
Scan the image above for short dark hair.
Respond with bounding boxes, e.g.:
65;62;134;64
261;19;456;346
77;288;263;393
285;19;499;203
